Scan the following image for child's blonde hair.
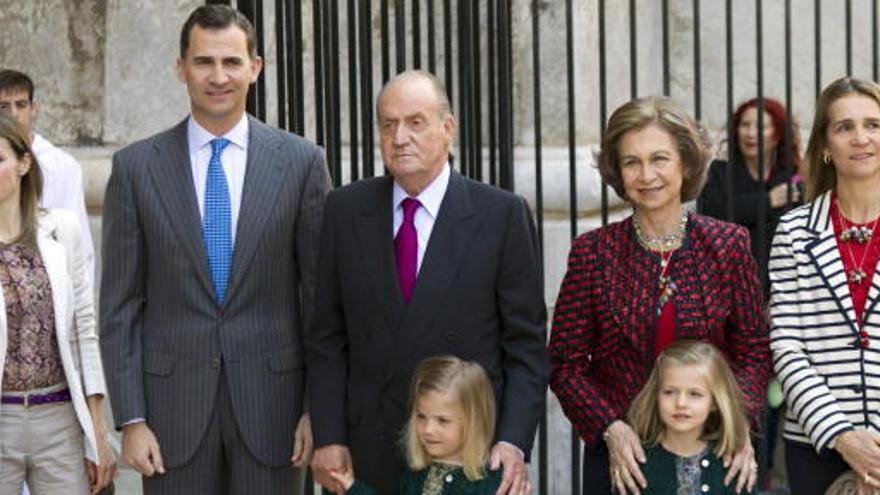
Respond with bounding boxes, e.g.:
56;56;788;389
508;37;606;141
404;355;496;481
627;341;750;457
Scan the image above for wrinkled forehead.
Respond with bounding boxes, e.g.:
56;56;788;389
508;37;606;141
378;79;445;119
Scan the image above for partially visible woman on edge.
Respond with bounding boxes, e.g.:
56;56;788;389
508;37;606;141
0;114;115;494
548;96;770;495
770;77;880;494
698;97;804;291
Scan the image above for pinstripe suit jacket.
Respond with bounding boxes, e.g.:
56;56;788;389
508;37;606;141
770;191;880;454
99;116;330;468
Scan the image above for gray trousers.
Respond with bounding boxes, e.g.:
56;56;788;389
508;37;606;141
143;370;304;495
0;389;91;495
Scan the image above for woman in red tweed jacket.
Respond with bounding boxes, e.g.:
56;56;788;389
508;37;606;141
548;97;771;495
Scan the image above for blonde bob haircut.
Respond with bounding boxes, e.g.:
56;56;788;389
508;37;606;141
804;77;880;200
598;96;711;202
627;340;750;458
403;355;496;481
0;113;42;246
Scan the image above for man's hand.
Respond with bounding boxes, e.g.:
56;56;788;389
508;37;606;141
311;444;352;495
491;442;529;495
86;431;117;494
291;413;314;467
722;439;757;494
121;422;165;477
605;420;647;495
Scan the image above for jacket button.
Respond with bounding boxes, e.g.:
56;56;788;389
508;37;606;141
210;357;221;369
700;459;709;468
445;332;455;342
445;474;453;483
701;484;710;492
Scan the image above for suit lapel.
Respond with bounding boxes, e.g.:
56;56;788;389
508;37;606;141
404;171;481;328
224;117;286;304
147;120;215;298
805;192;861;335
353;177;405;330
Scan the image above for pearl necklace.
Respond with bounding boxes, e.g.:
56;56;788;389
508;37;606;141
633;212;688;252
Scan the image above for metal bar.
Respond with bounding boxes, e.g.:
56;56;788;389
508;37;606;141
255;0;266;120
693;0;701;119
784;0;795;207
531;1;547;492
567;0;581;489
427;0;436;73
396;0;406;73
815;0;821;98
846;0;853;76
290;0;305;135
471;0;482;181
756;0;767;280
443;0;453;104
360;0;375;178
489;0;498;186
662;0;670;95
313;0;325;145
382;0;391;82
875;0;879;82
323;0;342;185
458;0;470;175
413;0;422;68
629;0;637;98
725;0;734;220
347;0;359;182
497;0;513;190
600;0;609;227
275;0;287;130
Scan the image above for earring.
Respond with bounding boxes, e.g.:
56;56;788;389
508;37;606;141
822;151;831;165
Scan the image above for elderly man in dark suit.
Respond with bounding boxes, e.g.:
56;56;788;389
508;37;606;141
307;70;549;495
100;5;329;494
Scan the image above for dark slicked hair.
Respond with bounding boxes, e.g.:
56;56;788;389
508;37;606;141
0;69;35;101
179;5;257;59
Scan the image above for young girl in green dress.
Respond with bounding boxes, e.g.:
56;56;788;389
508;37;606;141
626;341;756;494
331;355;501;495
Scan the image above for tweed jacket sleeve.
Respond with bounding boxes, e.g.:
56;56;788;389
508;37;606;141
769;204;855;453
716;225;771;425
549;231;621;440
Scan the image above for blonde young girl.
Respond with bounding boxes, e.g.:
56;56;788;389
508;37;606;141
330;355;501;494
626;341;754;495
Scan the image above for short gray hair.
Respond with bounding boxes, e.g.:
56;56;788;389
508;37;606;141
376;70;452;118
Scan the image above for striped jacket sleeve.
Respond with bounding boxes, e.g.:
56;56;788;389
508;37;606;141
769;214;854;453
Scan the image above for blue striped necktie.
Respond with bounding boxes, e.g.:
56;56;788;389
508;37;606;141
204;137;232;304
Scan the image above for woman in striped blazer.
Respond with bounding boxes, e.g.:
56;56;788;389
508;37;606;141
770;77;880;494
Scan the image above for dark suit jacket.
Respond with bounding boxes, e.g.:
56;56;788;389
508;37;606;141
100;116;330;468
306;170;549;493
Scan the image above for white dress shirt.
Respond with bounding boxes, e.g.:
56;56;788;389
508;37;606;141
392;164;451;273
187;115;249;243
32;134;95;281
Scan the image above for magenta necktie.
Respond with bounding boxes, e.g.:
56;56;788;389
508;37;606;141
395;198;420;303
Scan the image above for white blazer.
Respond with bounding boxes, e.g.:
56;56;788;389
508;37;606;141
770;191;880;454
0;209;107;463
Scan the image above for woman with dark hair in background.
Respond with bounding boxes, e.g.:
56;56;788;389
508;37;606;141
699;97;804;285
549;96;770;495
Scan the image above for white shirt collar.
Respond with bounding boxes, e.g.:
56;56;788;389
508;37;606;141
392;164;451;219
187;114;249;151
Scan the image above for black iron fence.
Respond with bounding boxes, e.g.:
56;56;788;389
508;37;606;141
210;1;880;493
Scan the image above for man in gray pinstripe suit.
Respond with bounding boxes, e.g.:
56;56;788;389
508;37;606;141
99;5;330;494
